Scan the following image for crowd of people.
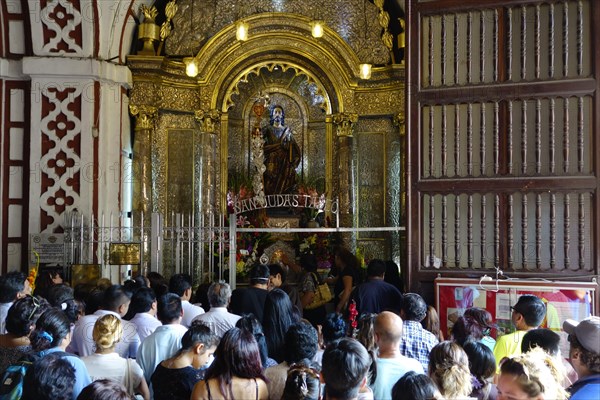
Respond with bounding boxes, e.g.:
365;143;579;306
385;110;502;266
0;250;598;400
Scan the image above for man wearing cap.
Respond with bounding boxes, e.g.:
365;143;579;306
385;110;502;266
229;264;270;323
564;316;600;400
493;294;546;369
399;293;439;371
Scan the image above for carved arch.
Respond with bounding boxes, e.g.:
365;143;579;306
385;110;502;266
192;13;365;113
223;61;331;114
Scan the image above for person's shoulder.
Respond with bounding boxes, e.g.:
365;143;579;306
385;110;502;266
421;327;439;344
231;287;247;296
402;355;425;372
571;380;600;400
121;318;138;328
495;331;517;344
75;313;98;325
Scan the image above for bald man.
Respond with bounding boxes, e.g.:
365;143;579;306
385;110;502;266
371;311;424;399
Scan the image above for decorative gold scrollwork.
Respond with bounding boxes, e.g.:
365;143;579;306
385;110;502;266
194;109;221;133
160;0;179;42
129;105;158;130
332;113;359;137
373;0;393;52
393;112;405;127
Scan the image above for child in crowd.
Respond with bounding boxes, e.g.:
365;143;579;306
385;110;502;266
151;322;219;400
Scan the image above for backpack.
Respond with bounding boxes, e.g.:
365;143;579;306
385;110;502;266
0;351;71;400
0;354;38;400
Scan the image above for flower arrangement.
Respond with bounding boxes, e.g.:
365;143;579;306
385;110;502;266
348;300;359;334
27;250;40;292
233;214;273;279
296;231;334;270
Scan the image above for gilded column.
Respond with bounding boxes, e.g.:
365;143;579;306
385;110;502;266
332;113;358;230
325;114;334;220
129;105;157;225
393;112;406;221
195;109;221;215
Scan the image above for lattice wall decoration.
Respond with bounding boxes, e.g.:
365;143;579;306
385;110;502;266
39;84;82;232
40;0;83;53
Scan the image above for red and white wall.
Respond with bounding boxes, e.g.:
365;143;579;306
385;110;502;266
0;0;149;273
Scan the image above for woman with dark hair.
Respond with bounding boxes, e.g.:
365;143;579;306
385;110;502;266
77;379;133;400
146;272;169;297
331;246;360;314
0;295;50;373
355;313;378;386
152;321;220;400
191;328;269;399
298;254;327;328
451;307;496;351
46;284;81;324
263;288;299;363
314;313;347;365
22;353;75;400
384;260;403;293
30;308;92;399
236;314;277;369
299;254;327;328
33;268;63;299
463;341;498;400
281;359;321;400
391;371;443;400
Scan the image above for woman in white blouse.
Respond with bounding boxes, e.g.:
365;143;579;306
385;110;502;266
81;314;150;400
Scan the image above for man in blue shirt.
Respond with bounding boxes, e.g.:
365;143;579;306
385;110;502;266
564;316;600;400
350;259;403;315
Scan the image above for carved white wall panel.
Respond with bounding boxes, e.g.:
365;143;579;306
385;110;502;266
8;21;25;54
38;81;83;232
28;0;87;56
24;57;131;234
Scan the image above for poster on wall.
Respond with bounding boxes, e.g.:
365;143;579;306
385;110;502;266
435;277;597;352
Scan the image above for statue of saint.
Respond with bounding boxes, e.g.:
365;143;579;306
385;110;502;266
262;105;301;195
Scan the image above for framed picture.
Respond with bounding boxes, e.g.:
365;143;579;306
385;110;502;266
109;243;141;265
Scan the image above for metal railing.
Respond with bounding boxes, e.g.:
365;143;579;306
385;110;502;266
64;210;405;288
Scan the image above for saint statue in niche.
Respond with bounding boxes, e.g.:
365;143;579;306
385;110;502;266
262;105;301;195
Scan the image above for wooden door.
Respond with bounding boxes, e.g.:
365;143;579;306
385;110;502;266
405;0;600;301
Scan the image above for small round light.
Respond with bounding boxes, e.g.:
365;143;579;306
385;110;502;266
311;21;324;38
236;21;249;41
359;63;372;80
185;58;198;77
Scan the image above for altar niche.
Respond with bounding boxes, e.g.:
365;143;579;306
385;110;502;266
226;67;328;228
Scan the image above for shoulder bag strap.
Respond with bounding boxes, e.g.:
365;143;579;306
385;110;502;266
125;358;135;395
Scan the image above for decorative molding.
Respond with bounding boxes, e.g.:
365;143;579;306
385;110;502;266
129;105;157;129
332;113;358;137
194;109;221;134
